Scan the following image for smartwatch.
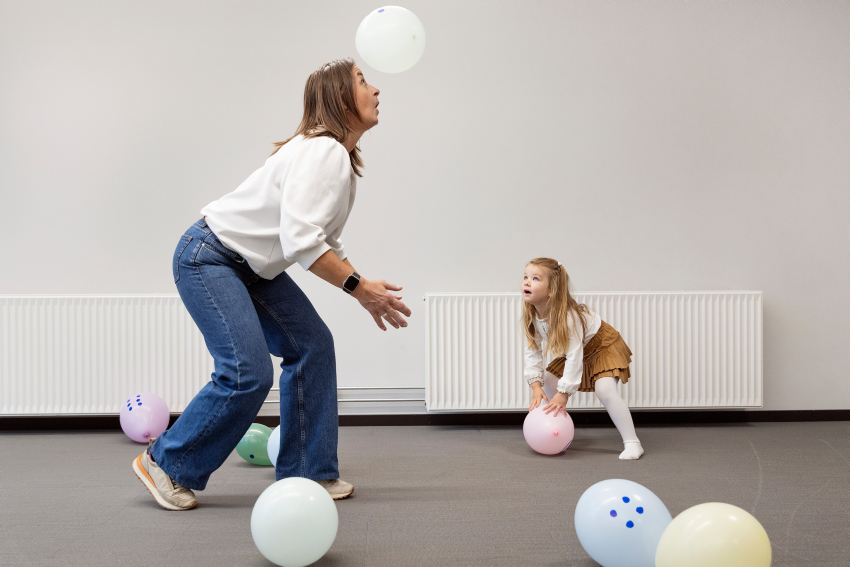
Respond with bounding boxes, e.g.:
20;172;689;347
342;272;361;294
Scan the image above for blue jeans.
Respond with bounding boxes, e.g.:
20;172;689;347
151;219;339;490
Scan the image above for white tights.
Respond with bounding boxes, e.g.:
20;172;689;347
594;376;644;460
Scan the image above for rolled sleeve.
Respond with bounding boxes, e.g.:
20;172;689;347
279;137;352;270
556;353;583;394
325;234;347;262
524;345;545;386
556;320;587;394
292;241;332;271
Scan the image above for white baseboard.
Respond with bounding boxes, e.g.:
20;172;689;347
258;387;427;416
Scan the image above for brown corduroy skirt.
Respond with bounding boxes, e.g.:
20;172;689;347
545;321;633;392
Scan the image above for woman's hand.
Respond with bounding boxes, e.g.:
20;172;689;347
306;252;412;330
351;278;412;331
543;392;569;417
529;384;548;411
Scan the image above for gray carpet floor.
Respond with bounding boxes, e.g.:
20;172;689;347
1;421;848;566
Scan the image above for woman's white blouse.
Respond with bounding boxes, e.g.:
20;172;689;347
523;310;602;395
201;135;356;280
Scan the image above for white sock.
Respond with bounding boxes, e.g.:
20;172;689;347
594;377;644;460
619;441;644;460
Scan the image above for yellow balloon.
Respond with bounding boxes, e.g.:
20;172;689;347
655;502;771;567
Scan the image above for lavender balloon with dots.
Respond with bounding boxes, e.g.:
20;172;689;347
119;392;169;443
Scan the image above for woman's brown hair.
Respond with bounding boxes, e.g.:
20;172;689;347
522;258;590;356
271;58;364;177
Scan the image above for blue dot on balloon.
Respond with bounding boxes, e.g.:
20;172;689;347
609;510;617;517
138;402;142;406
622;496;630;503
636;507;644;514
250;454;255;459
129;407;132;411
378;8;384;12
626;521;634;528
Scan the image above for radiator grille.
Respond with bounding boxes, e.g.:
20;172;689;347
424;292;763;410
1;296;212;414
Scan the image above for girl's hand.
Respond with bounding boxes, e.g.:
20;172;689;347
529;384;548;411
543;392;569;417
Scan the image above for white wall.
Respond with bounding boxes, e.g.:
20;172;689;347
1;1;847;411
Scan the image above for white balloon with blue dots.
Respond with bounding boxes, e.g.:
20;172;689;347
574;479;673;567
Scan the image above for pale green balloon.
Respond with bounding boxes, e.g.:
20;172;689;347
236;423;273;466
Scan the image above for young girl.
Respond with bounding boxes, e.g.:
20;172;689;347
522;257;644;460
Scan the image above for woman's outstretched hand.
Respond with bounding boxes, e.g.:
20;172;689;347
351;278;412;331
306;252;411;330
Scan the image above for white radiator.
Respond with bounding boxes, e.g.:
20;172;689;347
0;295;213;415
0;295;425;416
424;292;763;410
1;292;763;415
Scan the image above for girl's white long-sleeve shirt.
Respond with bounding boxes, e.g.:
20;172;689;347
523;309;602;395
201;135;356;280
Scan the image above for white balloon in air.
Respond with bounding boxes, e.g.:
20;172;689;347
355;6;426;73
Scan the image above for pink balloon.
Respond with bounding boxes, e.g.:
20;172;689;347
523;405;575;455
119;392;170;443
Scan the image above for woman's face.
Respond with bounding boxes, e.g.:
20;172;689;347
350;66;380;131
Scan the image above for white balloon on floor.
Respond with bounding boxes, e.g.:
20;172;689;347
251;477;339;567
267;425;281;467
355;6;426;73
575;479;673;567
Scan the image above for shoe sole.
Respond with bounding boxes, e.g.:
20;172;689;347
132;455;197;511
329;487;354;500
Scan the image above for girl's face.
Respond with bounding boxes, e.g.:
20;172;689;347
350;66;380;131
522;264;550;311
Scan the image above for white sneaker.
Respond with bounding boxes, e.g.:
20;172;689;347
132;440;197;511
317;478;354;500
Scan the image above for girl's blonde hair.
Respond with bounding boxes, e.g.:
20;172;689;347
271;58;365;177
522;257;590;356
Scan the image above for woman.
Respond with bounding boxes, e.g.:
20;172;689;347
133;58;411;510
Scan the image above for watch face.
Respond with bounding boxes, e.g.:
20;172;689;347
344;274;359;292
